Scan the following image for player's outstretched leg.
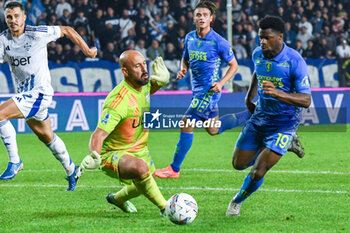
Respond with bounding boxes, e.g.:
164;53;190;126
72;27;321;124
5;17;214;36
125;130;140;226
46;134;78;191
0;120;22;180
226;174;264;216
218;110;251;134
287;133;305;158
155;132;193;178
106;183;140;213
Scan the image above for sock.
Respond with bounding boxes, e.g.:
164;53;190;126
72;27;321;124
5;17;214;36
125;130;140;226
0;120;20;163
115;183;141;203
170;132;193;172
47;134;75;176
234;174;264;204
134;173;167;209
218;110;251;134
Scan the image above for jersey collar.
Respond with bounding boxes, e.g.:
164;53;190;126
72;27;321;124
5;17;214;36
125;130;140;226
195;27;213;40
261;42;287;62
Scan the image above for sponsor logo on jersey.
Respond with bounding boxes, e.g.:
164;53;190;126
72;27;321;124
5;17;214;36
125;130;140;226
5;46;10;51
9;56;31;67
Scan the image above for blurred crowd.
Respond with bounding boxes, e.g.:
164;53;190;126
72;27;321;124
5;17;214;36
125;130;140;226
0;0;349;63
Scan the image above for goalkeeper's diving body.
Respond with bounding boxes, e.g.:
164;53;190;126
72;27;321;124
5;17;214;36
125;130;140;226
78;50;170;215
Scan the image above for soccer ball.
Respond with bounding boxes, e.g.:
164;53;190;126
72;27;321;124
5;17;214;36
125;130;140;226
165;193;198;225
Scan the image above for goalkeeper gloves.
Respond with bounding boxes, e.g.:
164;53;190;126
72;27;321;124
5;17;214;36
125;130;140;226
150;56;170;86
76;151;101;178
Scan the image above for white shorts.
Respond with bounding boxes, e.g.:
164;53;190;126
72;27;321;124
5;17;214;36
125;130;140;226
12;90;52;121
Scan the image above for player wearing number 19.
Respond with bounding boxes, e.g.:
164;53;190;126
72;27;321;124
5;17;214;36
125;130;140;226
0;1;97;190
226;16;311;216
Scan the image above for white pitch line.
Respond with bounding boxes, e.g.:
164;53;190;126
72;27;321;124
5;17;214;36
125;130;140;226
184;168;350;175
18;168;350;175
0;183;348;194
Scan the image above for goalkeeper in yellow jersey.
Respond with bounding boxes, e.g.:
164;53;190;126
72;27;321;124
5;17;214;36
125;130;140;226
77;50;170;215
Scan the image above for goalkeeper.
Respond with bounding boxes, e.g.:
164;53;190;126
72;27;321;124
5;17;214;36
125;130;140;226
78;50;169;214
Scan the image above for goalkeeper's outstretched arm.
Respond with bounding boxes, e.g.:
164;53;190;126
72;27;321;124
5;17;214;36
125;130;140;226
77;128;109;177
150;56;170;94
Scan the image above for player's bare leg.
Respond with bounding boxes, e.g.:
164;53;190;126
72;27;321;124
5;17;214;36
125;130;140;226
108;155;166;213
27;118;78;191
155;117;194;178
227;148;281;216
0;98;25;121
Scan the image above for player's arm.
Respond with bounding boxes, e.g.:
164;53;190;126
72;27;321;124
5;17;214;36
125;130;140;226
89;128;109;155
210;57;238;93
150;56;170;94
262;81;311;108
59;26;97;58
176;58;189;80
77;128;109;175
245;71;258;114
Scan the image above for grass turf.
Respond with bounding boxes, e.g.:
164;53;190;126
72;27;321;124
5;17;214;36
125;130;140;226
0;127;349;232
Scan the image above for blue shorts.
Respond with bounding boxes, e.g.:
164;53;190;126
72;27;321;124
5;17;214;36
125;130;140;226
185;92;219;121
236;121;296;156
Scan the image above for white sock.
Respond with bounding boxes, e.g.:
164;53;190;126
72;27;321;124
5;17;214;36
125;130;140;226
47;134;75;176
0;120;20;163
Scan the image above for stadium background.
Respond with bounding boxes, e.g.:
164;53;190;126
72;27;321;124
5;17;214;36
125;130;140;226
0;1;349;232
0;0;348;131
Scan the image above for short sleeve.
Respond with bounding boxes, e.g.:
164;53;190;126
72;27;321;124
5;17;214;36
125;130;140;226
34;26;61;44
182;34;189;60
292;57;311;94
217;37;235;64
97;107;123;134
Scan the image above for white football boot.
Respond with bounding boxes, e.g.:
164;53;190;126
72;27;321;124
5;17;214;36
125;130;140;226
226;194;241;216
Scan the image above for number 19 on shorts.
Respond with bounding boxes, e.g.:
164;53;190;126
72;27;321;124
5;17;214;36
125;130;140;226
275;133;291;148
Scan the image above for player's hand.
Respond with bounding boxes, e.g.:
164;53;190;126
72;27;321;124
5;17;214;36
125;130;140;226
150;56;170;86
80;151;101;171
262;81;280;98
177;68;187;80
209;82;223;93
86;47;98;58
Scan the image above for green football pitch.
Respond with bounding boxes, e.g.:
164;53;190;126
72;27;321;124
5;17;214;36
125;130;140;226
0;128;349;233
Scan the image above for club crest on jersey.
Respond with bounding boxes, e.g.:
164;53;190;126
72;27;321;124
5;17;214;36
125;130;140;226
24;43;31;51
265;62;272;72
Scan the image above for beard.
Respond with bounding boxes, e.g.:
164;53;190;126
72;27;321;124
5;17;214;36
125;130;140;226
136;72;149;86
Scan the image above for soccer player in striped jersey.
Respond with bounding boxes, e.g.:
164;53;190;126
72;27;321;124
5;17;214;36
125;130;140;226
226;16;311;216
77;50;170;215
0;1;97;190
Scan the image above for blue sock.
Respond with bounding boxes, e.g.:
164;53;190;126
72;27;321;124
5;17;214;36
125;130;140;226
234;174;264;204
170;132;194;172
218;110;251;134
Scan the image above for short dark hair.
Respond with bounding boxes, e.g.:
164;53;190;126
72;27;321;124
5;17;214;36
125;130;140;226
4;1;25;12
195;0;216;15
259;16;285;34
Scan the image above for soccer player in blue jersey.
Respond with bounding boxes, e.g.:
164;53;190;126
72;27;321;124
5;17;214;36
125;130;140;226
155;1;251;178
226;16;311;216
